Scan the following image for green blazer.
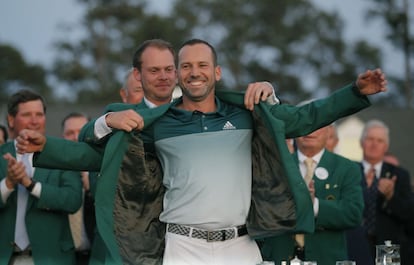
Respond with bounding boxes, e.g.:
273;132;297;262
261;150;364;265
0;142;83;265
34;84;370;265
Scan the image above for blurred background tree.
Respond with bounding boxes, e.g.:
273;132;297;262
0;44;53;104
367;0;413;108
1;0;412;107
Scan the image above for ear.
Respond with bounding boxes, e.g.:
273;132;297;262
133;68;142;81
215;65;222;81
7;115;14;131
119;88;127;103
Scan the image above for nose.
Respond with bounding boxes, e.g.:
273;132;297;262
190;66;200;77
159;70;168;80
30;114;40;124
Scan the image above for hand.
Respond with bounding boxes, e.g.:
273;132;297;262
356;68;388;95
2;153;29;189
16;129;46;154
105;110;144;132
244;81;275;111
378;176;396;201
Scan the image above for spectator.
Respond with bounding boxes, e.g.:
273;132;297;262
261;122;363;265
0;90;82;265
347;119;414;264
119;68;145;104
62;112;96;265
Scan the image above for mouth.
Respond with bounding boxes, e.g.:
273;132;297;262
156;83;172;89
188;81;204;86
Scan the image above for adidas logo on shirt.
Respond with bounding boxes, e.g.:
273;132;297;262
222;121;236;130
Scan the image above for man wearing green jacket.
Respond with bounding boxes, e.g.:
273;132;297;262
260;123;364;265
16;39;387;265
0;90;82;265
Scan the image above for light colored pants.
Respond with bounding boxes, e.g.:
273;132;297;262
8;255;34;265
163;231;263;265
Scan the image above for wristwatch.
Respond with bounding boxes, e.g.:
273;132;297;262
26;180;37;192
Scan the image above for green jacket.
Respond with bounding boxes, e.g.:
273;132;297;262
0;142;82;265
261;150;364;265
34;84;370;265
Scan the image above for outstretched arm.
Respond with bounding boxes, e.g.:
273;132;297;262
16;129;103;171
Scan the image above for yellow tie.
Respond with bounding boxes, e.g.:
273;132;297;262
295;157;315;248
304;157;314;185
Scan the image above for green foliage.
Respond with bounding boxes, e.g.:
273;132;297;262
0;44;52;104
366;0;414;107
48;0;390;104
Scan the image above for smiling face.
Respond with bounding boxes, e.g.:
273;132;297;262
8;100;46;136
135;46;177;106
178;43;221;103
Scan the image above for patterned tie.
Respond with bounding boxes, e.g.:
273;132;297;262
14;154;32;250
295;157;315;248
363;166;377;235
304;157;315;185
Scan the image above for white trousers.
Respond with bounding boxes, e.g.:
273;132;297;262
8;255;34;265
163;231;263;265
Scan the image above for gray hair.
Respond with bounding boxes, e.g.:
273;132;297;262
360;119;390;144
121;68;135;92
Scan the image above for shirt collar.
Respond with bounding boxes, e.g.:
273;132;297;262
168;96;227;122
362;160;382;176
143;96;174;109
297;149;325;164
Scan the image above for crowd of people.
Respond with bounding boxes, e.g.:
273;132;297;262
0;37;412;265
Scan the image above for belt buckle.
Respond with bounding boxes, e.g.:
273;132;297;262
206;231;215;242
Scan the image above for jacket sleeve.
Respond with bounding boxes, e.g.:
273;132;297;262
35;169;83;214
268;83;370;138
33;137;103;171
79;103;138;144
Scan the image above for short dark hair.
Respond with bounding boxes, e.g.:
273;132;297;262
0;124;8;143
61;112;90;130
7;89;46;117
179;39;218;66
132;39;175;71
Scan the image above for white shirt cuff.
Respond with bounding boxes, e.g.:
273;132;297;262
30;182;41;198
94;114;113;139
0;178;14;203
264;82;280;105
313;197;319;217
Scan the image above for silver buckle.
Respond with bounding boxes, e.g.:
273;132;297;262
206;231;215;242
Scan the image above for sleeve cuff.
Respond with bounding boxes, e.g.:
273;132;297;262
95;114;113;139
265;82;280;105
30;181;41;198
0;178;14;203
